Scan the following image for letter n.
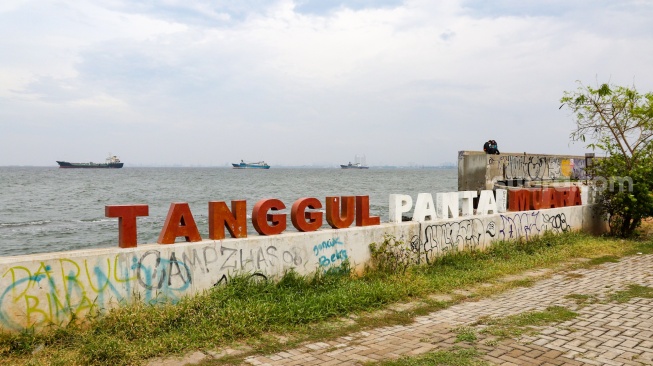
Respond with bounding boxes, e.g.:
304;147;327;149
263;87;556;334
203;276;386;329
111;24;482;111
209;201;247;239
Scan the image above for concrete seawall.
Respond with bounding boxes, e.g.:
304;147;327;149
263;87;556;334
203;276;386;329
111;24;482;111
458;151;591;191
0;204;604;332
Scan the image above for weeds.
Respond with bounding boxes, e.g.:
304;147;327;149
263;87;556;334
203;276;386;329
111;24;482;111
0;231;647;365
565;293;600;306
587;255;620;266
366;347;487;366
477;306;578;339
454;327;477;343
608;284;653;303
369;234;414;275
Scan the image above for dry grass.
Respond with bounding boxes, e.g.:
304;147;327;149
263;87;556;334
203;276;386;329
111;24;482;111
1;230;652;366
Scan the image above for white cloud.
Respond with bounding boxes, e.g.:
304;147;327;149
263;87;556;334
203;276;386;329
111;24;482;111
0;0;652;166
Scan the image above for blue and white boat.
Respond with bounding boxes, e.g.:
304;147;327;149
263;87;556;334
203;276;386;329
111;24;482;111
232;160;270;169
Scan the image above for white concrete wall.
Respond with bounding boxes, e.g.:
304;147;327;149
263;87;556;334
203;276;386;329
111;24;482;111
458;151;589;191
0;205;601;332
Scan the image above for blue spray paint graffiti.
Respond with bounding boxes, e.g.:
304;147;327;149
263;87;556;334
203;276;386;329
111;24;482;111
313;237;348;268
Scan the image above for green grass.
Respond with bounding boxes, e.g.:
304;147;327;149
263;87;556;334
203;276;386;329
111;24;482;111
608;284;653;303
477;306;578;339
587;255;620;266
0;231;650;365
564;293;600;306
454;327;478;343
365;347;487;366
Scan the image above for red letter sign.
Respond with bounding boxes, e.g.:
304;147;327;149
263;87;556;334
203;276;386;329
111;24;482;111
291;197;323;232
252;199;286;235
158;202;202;244
541;188;557;209
508;190;530;212
356;196;380;226
105;204;149;248
325;196;355;229
209;200;247;239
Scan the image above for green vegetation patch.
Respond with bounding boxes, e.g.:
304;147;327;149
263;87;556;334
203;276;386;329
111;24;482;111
0;231;645;365
366;347;487;366
587;255;620;266
564;293;600;306
454;327;478;343
609;284;653;303
478;306;578;339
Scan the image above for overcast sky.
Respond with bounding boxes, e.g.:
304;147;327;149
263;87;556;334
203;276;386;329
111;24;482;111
1;0;651;167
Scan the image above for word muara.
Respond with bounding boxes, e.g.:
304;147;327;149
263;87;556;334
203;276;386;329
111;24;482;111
105;196;380;248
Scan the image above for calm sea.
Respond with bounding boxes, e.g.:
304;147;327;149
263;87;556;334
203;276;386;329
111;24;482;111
0;167;457;257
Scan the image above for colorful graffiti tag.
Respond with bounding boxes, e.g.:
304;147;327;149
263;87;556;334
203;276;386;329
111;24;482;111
410;210;572;264
0;243;306;331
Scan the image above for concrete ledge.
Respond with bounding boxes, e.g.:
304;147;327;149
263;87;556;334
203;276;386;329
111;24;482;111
458;151;589;191
0;206;602;332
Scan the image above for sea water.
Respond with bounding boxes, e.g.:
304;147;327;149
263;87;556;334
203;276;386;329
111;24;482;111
0;167;457;257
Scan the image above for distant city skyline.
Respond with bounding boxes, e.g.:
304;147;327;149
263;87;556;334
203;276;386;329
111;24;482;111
1;1;652;166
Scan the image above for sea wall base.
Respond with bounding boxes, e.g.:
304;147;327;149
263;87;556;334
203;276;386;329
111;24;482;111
0;205;604;332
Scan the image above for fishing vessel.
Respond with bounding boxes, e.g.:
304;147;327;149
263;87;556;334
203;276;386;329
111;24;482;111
232;160;270;169
56;154;124;169
340;155;368;169
340;162;369;169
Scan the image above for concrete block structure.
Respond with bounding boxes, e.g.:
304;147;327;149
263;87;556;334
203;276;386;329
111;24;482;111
458;151;592;191
0;203;604;332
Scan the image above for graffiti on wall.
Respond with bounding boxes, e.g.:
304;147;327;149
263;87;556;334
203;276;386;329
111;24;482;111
410;218;485;264
0;243;306;331
572;158;587;180
504;156;563;180
410;211;571;264
488;155;585;181
0;207;580;331
313;237;348;270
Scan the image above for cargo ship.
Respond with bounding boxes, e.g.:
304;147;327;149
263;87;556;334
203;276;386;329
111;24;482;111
340;162;369;169
340;155;368;169
56;154;124;169
232;160;270;169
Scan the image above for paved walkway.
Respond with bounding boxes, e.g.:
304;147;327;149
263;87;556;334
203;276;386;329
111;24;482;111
156;254;653;366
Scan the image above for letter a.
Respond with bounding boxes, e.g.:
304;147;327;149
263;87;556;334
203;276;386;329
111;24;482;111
413;193;437;222
158;202;202;244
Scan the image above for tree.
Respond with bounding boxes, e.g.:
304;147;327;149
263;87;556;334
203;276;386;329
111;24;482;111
560;82;653;237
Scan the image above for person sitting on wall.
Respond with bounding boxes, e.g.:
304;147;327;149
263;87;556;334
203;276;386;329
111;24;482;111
484;140;500;154
490;140;500;154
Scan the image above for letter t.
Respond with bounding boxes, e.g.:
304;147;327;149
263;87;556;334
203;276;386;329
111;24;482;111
105;205;149;248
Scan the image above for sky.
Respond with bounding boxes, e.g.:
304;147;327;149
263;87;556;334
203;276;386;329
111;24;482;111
1;0;652;167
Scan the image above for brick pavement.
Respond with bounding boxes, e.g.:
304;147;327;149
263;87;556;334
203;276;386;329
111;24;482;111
152;254;653;365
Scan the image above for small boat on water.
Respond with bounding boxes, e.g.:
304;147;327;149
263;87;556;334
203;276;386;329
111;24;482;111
232;160;270;169
340;162;369;169
340;162;370;169
341;154;369;169
56;154;124;169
